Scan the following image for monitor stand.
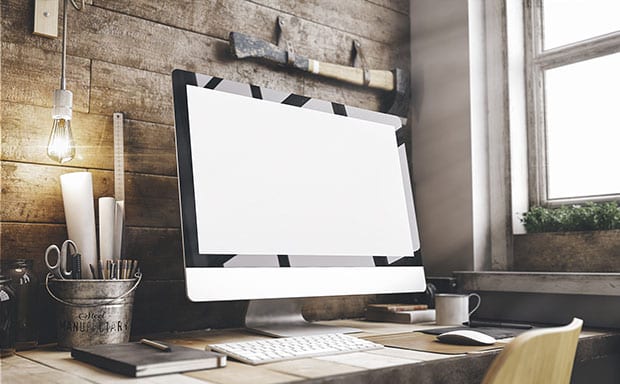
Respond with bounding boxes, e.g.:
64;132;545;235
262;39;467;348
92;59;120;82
244;298;361;338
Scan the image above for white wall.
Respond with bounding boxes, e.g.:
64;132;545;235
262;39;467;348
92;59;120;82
410;0;496;275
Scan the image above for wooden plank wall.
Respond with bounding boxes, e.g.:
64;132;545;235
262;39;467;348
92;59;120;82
0;0;411;341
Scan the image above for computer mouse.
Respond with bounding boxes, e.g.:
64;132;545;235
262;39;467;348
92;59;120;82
436;330;497;346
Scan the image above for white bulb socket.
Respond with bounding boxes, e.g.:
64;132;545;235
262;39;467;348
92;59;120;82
52;89;73;120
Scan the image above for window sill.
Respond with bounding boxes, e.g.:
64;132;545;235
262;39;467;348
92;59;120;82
453;271;620;328
454;271;620;296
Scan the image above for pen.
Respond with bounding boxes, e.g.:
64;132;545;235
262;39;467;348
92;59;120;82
72;254;82;279
98;260;104;279
140;338;171;352
89;264;97;279
130;260;138;278
106;260;111;279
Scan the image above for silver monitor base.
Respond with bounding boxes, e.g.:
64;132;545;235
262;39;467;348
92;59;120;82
244;298;360;338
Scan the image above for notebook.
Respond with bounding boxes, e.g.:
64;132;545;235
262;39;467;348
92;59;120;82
71;342;226;377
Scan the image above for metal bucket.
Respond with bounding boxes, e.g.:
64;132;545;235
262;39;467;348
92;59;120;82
46;274;141;350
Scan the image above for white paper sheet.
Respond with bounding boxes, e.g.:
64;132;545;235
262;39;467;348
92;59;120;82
113;200;124;261
186;86;414;256
98;197;116;262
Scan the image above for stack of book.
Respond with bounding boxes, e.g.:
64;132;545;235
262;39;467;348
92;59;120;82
365;303;436;324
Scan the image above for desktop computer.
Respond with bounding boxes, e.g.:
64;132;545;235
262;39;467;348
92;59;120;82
172;69;426;340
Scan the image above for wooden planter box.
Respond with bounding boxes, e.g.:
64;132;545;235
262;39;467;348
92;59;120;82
513;229;620;272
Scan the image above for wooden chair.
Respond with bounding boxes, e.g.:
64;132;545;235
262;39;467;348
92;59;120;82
481;318;583;384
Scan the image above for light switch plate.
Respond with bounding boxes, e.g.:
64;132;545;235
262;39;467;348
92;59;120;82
34;0;59;38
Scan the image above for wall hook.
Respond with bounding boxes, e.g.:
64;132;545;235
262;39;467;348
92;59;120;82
276;16;295;65
352;40;371;86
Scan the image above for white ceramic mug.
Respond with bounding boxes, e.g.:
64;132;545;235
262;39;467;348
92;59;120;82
435;293;481;325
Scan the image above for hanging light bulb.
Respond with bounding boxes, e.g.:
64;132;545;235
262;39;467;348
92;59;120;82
47;89;75;163
46;0;82;163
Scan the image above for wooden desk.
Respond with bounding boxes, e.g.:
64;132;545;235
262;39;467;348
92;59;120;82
2;320;618;384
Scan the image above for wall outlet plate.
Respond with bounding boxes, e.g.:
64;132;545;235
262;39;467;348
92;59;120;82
34;0;59;38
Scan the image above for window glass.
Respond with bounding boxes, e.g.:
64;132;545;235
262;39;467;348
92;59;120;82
544;53;620;200
543;0;620;50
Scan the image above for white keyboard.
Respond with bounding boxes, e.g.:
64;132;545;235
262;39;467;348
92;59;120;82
208;333;383;365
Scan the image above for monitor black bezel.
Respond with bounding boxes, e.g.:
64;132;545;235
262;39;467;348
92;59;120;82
171;69;422;269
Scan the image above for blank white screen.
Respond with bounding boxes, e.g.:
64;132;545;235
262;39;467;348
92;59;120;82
187;85;414;256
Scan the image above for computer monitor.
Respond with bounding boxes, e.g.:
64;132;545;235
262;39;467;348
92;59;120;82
172;69;426;337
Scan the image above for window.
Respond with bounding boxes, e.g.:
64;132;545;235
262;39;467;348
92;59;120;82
526;0;620;205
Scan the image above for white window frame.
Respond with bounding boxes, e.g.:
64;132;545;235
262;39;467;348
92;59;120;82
525;0;620;206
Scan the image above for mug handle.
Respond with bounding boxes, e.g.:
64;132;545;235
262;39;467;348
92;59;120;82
468;293;481;316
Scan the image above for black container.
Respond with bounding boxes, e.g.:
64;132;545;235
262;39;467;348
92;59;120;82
1;260;38;350
0;274;17;357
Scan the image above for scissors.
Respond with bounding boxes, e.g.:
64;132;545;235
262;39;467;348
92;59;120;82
45;240;78;279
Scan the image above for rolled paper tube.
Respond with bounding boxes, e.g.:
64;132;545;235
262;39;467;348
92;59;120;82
99;197;116;261
113;200;124;261
60;172;97;278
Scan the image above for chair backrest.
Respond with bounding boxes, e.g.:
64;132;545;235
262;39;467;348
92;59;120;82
481;318;583;384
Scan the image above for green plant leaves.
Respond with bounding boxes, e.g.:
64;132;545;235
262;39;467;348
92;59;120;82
521;202;620;233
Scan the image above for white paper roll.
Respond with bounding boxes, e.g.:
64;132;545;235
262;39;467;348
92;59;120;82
113;200;124;261
99;197;116;262
60;172;98;278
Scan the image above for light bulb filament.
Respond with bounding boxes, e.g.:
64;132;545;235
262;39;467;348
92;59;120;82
47;117;76;164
